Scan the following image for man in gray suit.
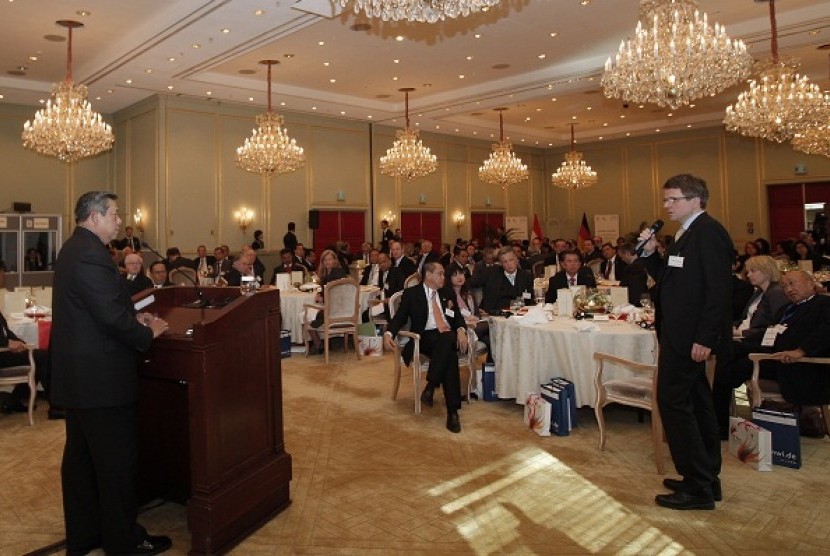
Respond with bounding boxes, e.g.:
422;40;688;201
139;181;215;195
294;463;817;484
51;191;171;555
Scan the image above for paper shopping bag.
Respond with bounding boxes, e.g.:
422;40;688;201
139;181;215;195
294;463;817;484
728;417;772;471
524;393;551;437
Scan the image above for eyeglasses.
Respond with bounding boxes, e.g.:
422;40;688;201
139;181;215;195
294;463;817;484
663;196;693;205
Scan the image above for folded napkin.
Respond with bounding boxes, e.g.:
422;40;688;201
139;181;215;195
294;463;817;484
573;321;601;333
512;306;549;326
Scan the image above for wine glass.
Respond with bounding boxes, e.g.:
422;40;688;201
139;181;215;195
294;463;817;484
640;293;652;309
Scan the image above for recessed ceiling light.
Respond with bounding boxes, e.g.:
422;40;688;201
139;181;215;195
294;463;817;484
206;91;212;95
472;130;476;134
145;68;152;74
192;43;200;49
599;136;604;140
393;59;400;63
689;103;696;108
455;128;459;132
458;74;465;79
474;34;481;39
581;0;591;5
221;28;230;34
248;97;254;101
168;57;176;62
572;115;577;120
466;55;473;61
620;114;626;119
17;66;27;71
686;124;692;128
638;104;644;108
626;132;631;137
39;99;45;104
341;111;346;115
416;122;420;127
655;129;660;132
94;96;100;100
550;32;558;38
392;76;399;81
107;89;113;93
76;10;91;16
809;29;820;36
125;79;132;84
395;35;404;42
312;106;317;110
603;122;608;127
423;83;432;88
254;9;264;15
551;97;557;102
667;112;673;117
323;61;330;66
318;41;325;46
536;108;542;112
538;54;546;59
586;106;592;110
28;55;38;61
329;78;336;83
167;85;174;90
284;53;294;58
367;115;373;119
280;101;286;106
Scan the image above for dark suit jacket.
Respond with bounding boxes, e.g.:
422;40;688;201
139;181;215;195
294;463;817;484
382;267;405;298
642;212;733;358
475;266;534;314
360;264;378;286
294;256;313;272
545;267;597;303
386;284;465;365
599;256;627;280
380;228;395;252
439;252;452;268
122;272;153;297
738;283;789;343
746;295;830;405
192;255;216;272
619;258;650;305
51;227;154;408
270;263;306;285
415;252;440;274
283;231;298;251
394;256;417;280
213;259;232;278
118;236;141;251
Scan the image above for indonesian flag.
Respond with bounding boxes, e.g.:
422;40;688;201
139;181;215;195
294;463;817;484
578;212;591;243
532;213;543;240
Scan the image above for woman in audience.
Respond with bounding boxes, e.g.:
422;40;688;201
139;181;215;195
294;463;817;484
442;265;490;363
793;240;823;270
713;255;789;438
754;237;771;255
736;241;759;274
307;249;349;354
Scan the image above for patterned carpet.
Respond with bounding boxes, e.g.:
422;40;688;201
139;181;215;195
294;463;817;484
2;348;830;555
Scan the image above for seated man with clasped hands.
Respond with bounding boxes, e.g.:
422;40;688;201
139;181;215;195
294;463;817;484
384;262;468;433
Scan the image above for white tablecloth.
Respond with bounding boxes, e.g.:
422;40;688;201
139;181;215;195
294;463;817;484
489;316;658;408
279;286;380;344
7;315;43;348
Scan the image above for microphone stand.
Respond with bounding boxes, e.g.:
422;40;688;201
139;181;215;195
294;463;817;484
141;242;207;308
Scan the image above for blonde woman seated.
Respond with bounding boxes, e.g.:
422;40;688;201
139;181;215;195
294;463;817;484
306;249;348;355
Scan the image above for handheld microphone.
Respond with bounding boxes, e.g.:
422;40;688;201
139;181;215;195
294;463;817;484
141;242;206;308
635;220;664;256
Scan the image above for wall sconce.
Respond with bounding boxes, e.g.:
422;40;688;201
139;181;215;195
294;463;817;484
454;211;466;229
133;208;144;232
382;210;397;225
234;207;254;232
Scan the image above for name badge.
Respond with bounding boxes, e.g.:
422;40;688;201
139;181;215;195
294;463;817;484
761;325;786;347
445;309;455;318
522;292;531;299
668;255;684;268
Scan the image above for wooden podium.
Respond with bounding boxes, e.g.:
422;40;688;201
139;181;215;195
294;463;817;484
133;286;292;555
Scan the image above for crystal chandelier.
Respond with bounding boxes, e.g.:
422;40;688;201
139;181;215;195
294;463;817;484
551;124;597;190
339;0;500;23
478;108;528;188
602;0;752;110
21;20;114;163
724;0;828;143
379;88;437;181
792;120;830;158
236;60;305;177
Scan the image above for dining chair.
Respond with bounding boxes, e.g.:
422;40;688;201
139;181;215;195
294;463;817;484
389;290;480;414
593;351;664;474
403;272;421;289
169;267;198;286
747;353;830;437
0;344;37;426
303;277;361;364
368;290;402;337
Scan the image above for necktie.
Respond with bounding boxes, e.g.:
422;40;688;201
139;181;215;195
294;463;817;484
431;290;450;333
675;228;685;241
569;276;576;286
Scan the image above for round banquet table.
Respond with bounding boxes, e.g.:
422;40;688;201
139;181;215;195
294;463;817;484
7;314;45;348
489;315;658;408
279;285;380;344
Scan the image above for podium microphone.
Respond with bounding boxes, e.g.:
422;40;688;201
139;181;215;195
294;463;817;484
141;242;206;308
635;220;664;256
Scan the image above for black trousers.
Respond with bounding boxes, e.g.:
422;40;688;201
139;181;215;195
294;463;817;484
713;341;776;439
657;344;721;498
419;329;462;411
62;405;146;553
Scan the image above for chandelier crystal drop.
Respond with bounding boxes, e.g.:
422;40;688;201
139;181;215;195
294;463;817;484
21;21;113;163
236;60;305;177
723;0;828;143
551;124;597;190
792;120;830;158
478;109;528;188
379;88;437;180
602;0;752;110
340;0;500;23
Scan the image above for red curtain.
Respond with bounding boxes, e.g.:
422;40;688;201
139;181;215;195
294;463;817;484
400;211;442;250
470;212;505;245
312;210;366;256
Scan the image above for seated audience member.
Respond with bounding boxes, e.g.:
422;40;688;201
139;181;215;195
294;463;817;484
358;242;373;265
307;249;349;354
226;249;256;287
599;242;626;281
294;243;314;272
712;270;830;439
415;240;439;276
271;248;306;285
149;260;171;288
731;255;789;340
736;241;759;274
545;250;597;304
616;242;652;305
472;246;534;314
359;249;381;286
447;245;474;280
213;247;231;279
793;240;823;270
362;252;404;322
442;265;489;355
383;262;468;433
582;239;603;263
164;247;193;270
24;248;46;272
438;243;452;268
192;245;216;277
241;245;266;282
0;311;56;417
389;240;417;279
731;251;755;322
251;229;265;251
122;253;153;296
511;244;529;270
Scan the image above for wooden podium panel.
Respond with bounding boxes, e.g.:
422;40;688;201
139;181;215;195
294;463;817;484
134;286;292;555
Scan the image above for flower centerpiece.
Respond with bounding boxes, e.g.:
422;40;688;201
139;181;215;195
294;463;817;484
573;288;610;316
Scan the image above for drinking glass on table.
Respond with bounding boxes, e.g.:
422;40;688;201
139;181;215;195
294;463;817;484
640;293;652;309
